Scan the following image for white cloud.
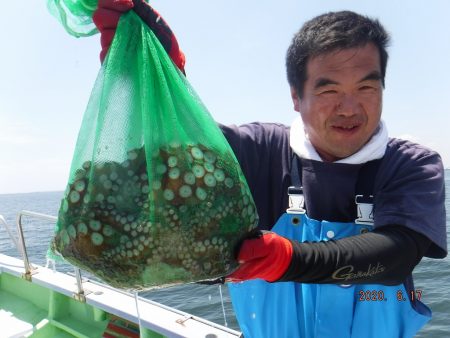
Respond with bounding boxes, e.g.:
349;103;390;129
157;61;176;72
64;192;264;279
0;115;41;147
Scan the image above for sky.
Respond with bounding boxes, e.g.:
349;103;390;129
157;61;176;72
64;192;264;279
1;1;449;194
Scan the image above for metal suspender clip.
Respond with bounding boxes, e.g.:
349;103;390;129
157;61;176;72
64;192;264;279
355;195;374;225
287;186;305;214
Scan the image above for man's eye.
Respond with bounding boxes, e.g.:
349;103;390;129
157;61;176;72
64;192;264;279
320;90;337;95
359;85;375;91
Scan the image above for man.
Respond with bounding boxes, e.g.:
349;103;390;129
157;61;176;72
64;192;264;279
94;3;447;337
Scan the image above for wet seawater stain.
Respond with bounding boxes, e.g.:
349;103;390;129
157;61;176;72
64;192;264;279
51;143;258;290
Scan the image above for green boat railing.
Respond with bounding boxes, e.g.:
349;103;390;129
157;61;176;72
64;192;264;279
10;210;88;300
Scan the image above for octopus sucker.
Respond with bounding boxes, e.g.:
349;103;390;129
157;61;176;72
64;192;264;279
77;223;88;235
69;191;80;204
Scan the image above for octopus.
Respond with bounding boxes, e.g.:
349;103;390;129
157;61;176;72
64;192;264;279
51;143;258;289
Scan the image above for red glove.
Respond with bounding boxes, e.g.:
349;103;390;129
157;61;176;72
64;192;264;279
93;0;186;74
227;231;293;282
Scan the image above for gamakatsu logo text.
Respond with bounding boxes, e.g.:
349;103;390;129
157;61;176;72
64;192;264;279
332;263;386;281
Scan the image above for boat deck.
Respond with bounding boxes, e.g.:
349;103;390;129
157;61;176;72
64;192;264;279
0;254;241;338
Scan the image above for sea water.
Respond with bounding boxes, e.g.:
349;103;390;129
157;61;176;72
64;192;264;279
1;172;449;336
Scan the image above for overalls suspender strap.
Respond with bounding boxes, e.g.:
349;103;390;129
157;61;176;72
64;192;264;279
355;158;382;201
290;154;302;188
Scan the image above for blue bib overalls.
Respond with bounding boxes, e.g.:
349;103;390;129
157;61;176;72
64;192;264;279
228;158;431;338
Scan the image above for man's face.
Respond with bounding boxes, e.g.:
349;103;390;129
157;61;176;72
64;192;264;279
291;43;383;162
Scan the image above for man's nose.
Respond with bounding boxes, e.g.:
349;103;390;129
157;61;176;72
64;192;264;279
336;95;360;116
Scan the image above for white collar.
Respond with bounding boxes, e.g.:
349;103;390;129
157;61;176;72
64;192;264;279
289;117;388;164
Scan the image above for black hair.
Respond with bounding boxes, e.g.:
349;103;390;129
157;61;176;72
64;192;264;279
286;11;390;98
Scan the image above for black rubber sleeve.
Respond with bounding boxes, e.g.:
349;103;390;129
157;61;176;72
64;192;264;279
278;225;431;285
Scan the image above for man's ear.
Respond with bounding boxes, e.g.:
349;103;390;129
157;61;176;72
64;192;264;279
290;87;300;112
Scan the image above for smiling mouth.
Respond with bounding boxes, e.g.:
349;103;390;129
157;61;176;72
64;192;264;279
332;125;359;132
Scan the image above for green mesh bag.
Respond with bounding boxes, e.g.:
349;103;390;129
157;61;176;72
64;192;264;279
49;9;258;289
47;0;98;37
